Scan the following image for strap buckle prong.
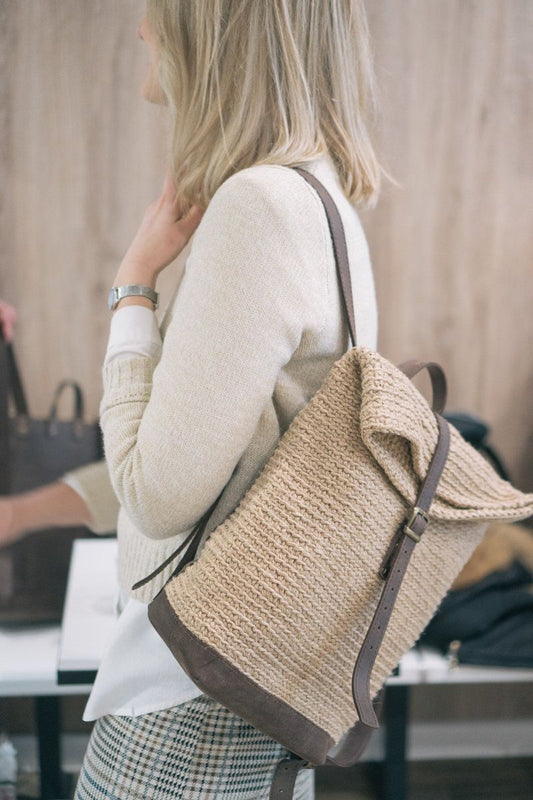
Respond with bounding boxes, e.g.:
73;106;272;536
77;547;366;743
403;506;430;542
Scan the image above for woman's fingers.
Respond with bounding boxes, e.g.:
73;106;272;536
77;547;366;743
161;173;204;224
176;204;205;236
162;172;177;201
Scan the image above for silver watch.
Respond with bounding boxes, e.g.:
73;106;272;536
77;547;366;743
108;285;159;311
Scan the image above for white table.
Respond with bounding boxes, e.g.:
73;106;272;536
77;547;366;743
0;539;119;697
0;623;92;800
57;538;119;684
0;538;118;800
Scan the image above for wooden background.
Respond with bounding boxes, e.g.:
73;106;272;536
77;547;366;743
1;0;532;493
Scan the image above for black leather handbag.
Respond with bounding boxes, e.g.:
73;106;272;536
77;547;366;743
0;331;104;623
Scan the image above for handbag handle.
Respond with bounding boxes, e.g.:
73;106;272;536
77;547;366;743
0;331;31;429
0;333;30;456
0;326;87;437
0;329;31;494
0;330;12;493
46;380;86;438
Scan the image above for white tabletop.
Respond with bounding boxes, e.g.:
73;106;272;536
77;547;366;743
57;538;119;682
0;538;119;696
417;646;533;684
0;625;92;696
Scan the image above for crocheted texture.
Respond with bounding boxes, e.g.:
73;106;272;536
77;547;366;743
162;346;533;746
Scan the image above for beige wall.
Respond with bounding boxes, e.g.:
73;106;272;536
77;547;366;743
1;0;532;489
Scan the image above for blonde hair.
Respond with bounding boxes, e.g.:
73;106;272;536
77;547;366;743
146;0;392;212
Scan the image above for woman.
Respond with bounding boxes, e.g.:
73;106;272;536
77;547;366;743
0;1;388;796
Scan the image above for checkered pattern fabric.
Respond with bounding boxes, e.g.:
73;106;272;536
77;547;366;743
74;694;314;799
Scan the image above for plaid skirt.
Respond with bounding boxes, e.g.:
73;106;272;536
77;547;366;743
74;694;315;800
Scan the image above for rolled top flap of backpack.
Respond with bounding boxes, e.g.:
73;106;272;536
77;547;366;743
356;348;533;523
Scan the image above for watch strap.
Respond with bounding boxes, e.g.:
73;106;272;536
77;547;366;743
109;285;159;310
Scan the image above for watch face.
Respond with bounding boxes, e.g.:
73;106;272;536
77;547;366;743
108;287;117;309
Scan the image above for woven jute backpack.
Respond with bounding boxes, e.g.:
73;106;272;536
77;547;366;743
134;168;533;798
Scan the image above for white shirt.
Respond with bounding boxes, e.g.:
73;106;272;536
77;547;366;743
63;306;204;720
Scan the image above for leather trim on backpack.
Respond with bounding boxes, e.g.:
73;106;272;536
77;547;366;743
148;590;335;765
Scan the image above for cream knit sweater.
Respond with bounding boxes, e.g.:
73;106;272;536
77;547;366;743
63;155;378;604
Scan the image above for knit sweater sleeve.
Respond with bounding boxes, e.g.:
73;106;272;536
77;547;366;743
60;307;161;534
99;165;327;540
61;460;120;535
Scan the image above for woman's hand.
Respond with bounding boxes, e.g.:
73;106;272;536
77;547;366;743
115;173;205;287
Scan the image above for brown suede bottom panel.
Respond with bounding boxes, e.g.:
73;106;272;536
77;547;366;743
148;589;334;766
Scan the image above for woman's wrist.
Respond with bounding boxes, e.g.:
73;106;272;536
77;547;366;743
10;481;95;537
114;258;157;289
112;295;156;312
10;491;47;538
0;494;42;545
112;259;158;312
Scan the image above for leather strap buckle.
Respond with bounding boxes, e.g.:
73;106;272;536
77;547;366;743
403;506;430;542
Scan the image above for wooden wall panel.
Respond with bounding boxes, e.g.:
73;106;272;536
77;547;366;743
1;0;171;418
1;0;532;490
364;0;533;490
